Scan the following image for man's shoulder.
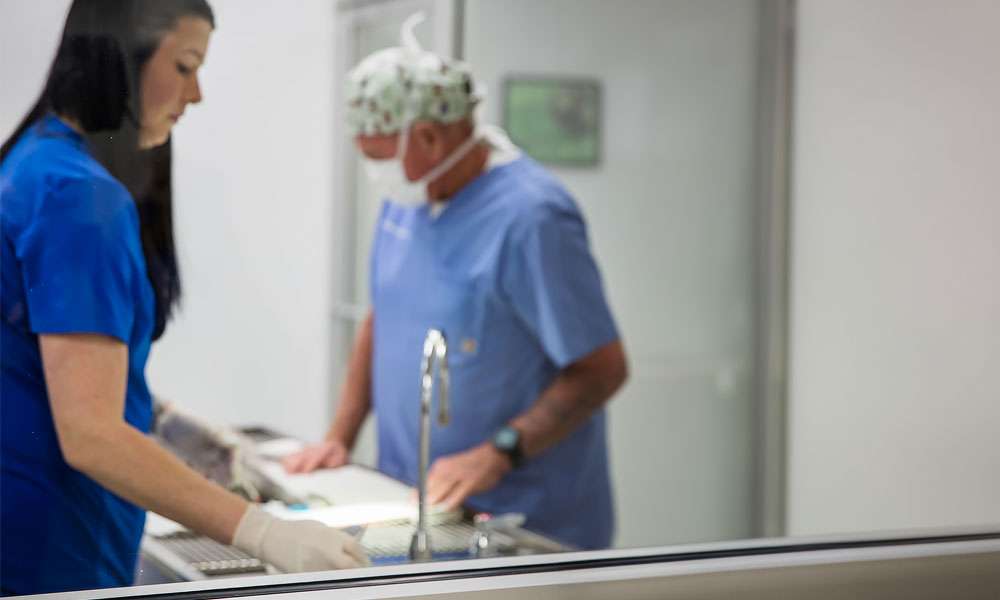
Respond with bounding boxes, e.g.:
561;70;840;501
490;157;581;225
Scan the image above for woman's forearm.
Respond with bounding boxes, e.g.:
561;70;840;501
41;333;249;544
66;420;248;544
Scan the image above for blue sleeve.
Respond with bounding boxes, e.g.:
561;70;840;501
501;203;619;369
15;176;141;343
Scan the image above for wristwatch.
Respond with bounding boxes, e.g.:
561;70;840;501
491;425;523;468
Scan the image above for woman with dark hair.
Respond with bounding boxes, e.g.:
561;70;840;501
0;1;366;594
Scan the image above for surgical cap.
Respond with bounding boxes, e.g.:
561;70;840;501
345;46;480;137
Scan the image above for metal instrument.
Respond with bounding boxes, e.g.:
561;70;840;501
469;513;525;558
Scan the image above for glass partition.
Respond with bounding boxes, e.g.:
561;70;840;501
2;0;998;597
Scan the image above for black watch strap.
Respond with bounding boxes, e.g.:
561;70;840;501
492;425;523;467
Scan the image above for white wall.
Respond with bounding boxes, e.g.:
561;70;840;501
788;0;1000;535
148;0;337;439
0;1;69;136
0;0;340;440
464;0;762;548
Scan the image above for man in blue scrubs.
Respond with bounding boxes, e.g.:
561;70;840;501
285;44;628;550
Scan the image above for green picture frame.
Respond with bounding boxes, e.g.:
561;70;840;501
503;77;602;167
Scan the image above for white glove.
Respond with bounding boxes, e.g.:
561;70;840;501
232;506;370;572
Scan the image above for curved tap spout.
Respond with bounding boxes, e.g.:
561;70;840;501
411;329;449;561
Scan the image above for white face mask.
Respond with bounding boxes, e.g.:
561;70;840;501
363;123;483;207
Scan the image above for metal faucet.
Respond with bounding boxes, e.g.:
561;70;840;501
409;329;450;561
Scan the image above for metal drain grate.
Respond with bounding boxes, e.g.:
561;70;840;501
154;531;266;576
361;522;478;559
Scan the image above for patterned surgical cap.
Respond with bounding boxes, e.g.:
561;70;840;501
345;46;480;137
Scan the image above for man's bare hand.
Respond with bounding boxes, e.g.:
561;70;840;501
282;439;349;474
425;443;512;510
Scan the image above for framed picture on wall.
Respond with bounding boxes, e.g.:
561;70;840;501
502;76;602;167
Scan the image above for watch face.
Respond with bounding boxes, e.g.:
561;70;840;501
495;427;518;450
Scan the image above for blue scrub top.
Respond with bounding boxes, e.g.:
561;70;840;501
371;156;619;550
1;115;155;595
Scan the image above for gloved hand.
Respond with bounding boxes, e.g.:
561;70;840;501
232;505;370;572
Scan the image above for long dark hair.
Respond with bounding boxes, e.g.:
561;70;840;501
0;0;214;340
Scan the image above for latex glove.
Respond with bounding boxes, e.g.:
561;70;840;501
232;505;370;572
425;442;512;510
282;438;349;474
